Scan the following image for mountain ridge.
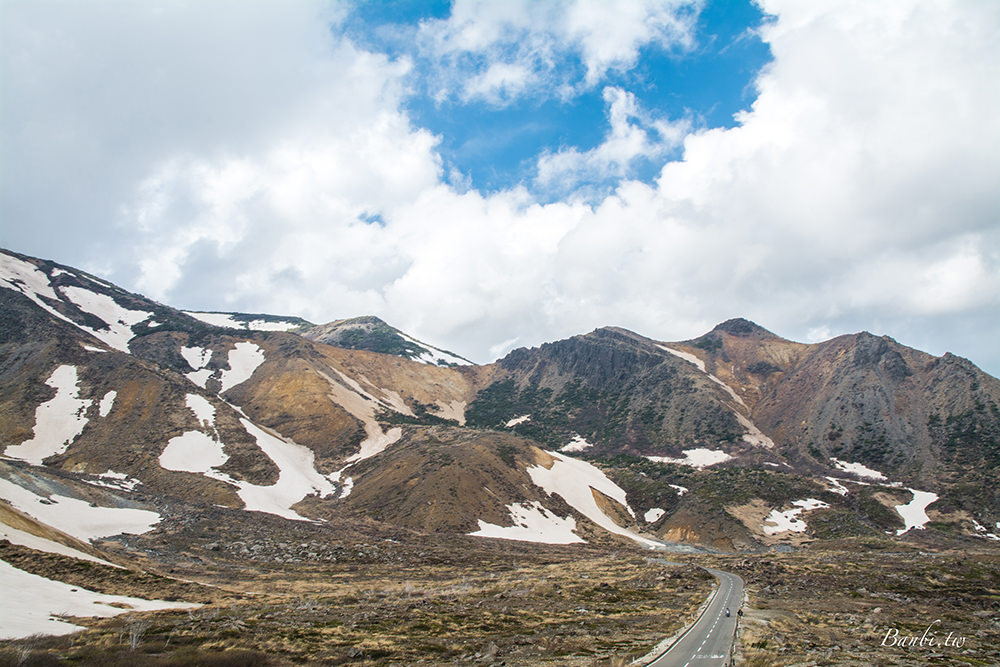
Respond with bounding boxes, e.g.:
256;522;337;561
2;246;999;564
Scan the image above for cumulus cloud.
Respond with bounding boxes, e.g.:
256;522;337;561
2;0;999;376
416;0;701;103
536;86;690;197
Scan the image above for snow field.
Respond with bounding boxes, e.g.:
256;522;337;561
1;253;152;352
647;448;733;469
185;394;216;429
659;344;783;452
181;342;265;392
660;345;746;407
85;470;142;492
98;390;116;417
398;332;470;366
763;498;829;535
560;434;593;452
218;342;266;393
158;394;336;520
894;489;938;535
505;414;531;427
183;311;301;331
232;418;336;520
159;431;229;474
736;413;775;448
644;508;665;523
0;478;160;542
0;521;115;566
527;451;660;548
824;477;850;496
0;560;198;640
971;519;1000;541
3;365;91;465
657;345;705;372
181;345;212;370
469;501;583;544
319;369;404;464
830;458;887;481
58;286;152;352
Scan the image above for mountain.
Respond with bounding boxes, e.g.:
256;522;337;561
298;315;473;367
2;245;999;602
183;310;312;332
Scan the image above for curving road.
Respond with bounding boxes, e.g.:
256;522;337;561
649;568;743;667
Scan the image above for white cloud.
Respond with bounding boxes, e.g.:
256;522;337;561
536;86;690;195
416;0;701;103
461;62;536;105
2;0;999;377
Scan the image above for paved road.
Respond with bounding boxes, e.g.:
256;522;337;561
649;568;743;667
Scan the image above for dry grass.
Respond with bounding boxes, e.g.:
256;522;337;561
0;538;713;666
695;547;1000;666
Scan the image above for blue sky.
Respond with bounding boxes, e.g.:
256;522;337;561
2;0;999;376
347;0;771;194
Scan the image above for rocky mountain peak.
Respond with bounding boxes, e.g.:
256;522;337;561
711;318;776;338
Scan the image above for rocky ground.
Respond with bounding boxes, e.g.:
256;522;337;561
3;517;999;666
0;519;714;666
701;540;1000;666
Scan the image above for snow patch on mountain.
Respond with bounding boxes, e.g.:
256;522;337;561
1;253;153;352
58;285;152;352
831;458;887;481
763;498;829;535
657;344;781;452
318;369;404;464
894;489;938;535
160;431;228;473
824;477;850;496
658;345;705;372
0;518;114;566
528;451;659;548
506;414;531;427
644;507;665;523
647;448;733;469
159;394;226;472
4;365;91;465
183;311;302;331
0;560;197;640
0;478;160;542
338;475;354;499
181;345;212;370
669;484;688;496
660;345;746;407
397;332;471;367
185;394;216;430
85;470;141;492
469;501;583;544
0;254;77;324
560;434;592;452
182;345;214;387
736;413;775;448
971;519;1000;541
233;418;337;520
159;397;336;521
218;342;266;393
98;390;116;418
